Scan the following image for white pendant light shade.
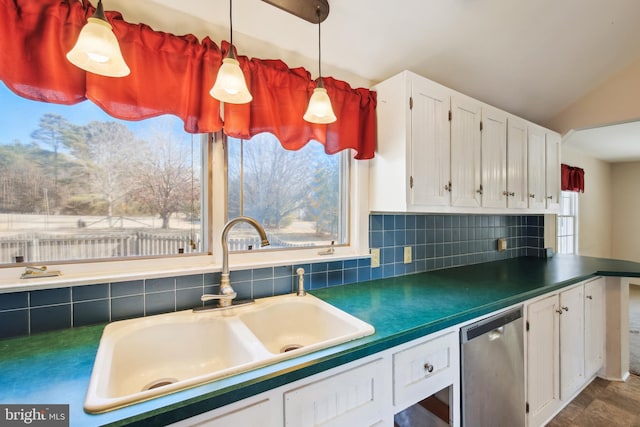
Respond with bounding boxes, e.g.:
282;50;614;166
210;52;253;104
304;84;336;124
304;5;336;124
66;1;129;77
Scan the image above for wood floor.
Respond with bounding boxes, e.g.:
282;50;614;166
546;374;640;427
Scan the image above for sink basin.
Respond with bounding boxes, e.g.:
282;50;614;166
84;294;374;413
238;295;373;355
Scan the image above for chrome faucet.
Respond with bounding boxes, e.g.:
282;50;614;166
201;216;270;308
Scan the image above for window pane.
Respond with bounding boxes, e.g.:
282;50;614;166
0;84;203;265
227;133;347;250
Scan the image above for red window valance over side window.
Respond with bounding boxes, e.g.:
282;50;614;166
561;164;585;193
0;0;377;159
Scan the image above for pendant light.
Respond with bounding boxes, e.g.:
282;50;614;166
304;5;336;124
210;0;253;104
66;0;130;77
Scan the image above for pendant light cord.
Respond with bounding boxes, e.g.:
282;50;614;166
229;0;233;46
317;6;322;80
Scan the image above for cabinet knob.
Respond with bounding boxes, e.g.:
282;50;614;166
586;295;593;300
547;195;553;200
502;190;509;196
424;362;434;373
509;192;515;197
444;182;452;192
477;186;483;195
529;193;535;198
562;306;569;312
556;309;563;315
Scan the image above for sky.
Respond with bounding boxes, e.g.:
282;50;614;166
0;82;186;146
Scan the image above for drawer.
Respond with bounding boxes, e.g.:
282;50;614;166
393;331;458;410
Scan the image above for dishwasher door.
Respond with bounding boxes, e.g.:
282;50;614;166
460;306;524;427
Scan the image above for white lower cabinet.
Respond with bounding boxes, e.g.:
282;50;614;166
526;277;606;427
169;393;280;427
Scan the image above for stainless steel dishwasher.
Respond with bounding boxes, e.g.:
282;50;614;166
460;306;525;427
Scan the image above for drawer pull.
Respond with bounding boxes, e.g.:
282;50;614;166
562;306;569;312
586;295;593;300
424;362;434;373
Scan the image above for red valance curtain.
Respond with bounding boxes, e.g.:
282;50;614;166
0;0;376;159
561;164;585;193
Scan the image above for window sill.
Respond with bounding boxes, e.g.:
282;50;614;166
0;247;370;294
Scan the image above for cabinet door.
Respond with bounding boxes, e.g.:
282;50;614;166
284;359;388;427
169;395;279;427
560;285;585;400
507;117;528;209
451;96;482;208
410;78;451;207
584;277;605;378
527;125;546;210
481;107;507;209
527;295;561;427
545;132;561;210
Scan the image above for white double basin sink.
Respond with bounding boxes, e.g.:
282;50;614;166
84;293;375;413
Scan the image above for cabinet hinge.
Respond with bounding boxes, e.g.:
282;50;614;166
526;321;529;331
526;402;529;414
448;110;452;121
409;97;413;110
410;176;414;188
480;121;483;131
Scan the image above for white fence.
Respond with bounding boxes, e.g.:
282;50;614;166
0;231;198;264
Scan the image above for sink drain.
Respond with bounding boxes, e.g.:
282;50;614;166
142;378;178;391
280;344;303;353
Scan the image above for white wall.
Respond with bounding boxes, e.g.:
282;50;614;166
561;146;612;258
611;162;640;262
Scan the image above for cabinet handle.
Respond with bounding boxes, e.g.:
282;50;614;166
547;195;553;200
502;190;509;196
529;193;535;198
477;185;483;195
562;306;569;312
509;192;515;197
444;182;452;192
586;295;593;300
424;362;434;373
556;309;563;315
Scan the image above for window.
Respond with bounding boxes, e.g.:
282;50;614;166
0;83;205;265
557;191;578;254
225;133;348;251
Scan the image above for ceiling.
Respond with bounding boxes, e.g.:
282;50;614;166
563;121;640;163
107;0;640;160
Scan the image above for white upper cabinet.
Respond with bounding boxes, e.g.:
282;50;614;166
451;95;482;208
370;70;559;213
506;117;529;209
480;106;508;209
545;132;561;210
411;77;452;207
527;125;547;210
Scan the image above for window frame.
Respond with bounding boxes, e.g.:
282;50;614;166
0;130;370;286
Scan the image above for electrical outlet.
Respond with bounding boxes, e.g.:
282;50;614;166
371;248;380;268
497;238;507;252
404;246;412;264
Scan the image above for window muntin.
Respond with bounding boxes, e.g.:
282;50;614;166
557;191;578;254
226;133;348;251
0;83;204;265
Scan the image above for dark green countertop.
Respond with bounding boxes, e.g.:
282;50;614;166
1;255;639;426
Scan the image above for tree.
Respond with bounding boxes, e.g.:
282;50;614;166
67;121;143;225
227;134;315;229
30;113;71;208
305;155;340;235
130;120;194;229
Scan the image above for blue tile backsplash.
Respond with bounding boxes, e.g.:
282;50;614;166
0;213;544;339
